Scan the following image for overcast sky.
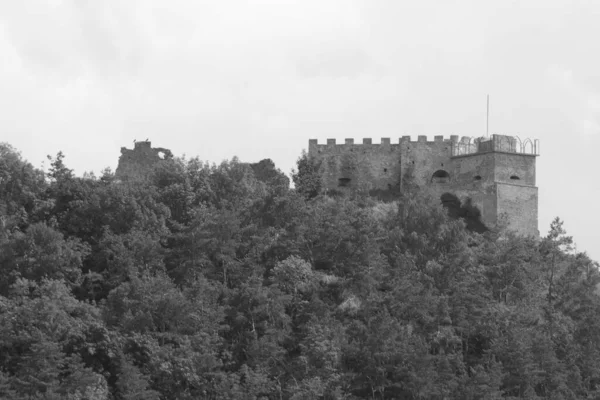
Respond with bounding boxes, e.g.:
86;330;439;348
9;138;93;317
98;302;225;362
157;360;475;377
1;0;599;259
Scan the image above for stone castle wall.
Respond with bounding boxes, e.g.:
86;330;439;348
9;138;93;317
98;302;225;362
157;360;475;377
113;136;540;236
308;138;402;192
115;141;173;181
308;134;539;236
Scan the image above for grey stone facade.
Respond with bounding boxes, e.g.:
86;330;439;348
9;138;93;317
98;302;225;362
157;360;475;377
308;134;540;236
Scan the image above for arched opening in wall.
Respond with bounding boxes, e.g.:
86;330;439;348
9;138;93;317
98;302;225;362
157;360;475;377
523;138;534;154
474;175;482;181
338;178;351;187
157;151;166;160
431;169;450;183
510;175;520;180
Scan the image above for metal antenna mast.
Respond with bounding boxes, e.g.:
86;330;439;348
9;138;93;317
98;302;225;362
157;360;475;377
486;94;489;137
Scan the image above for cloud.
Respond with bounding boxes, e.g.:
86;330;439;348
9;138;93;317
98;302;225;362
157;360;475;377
546;65;600;136
1;0;600;174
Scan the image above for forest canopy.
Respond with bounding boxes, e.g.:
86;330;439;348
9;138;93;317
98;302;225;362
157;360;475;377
0;142;599;399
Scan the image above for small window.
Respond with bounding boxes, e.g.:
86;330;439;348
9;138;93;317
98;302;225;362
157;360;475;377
510;175;520;180
383;168;388;173
338;178;351;187
432;170;450;183
432;170;450;178
474;175;482;181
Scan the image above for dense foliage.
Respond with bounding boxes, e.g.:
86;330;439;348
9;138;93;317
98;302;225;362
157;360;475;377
1;142;599;399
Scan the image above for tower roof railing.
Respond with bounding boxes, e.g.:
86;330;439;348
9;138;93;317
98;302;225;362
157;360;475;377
451;134;539;157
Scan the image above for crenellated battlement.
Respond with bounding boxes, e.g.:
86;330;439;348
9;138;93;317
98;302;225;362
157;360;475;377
308;135;471;147
309;134;540;156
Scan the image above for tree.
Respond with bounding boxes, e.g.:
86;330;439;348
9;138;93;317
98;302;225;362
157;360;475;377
292;151;322;199
0;223;89;293
540;217;573;304
0;143;46;233
250;158;290;196
115;356;160;400
0;279;108;399
47;151;74;182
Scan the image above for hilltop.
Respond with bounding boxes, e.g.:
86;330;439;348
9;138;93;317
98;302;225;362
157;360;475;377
0;141;599;399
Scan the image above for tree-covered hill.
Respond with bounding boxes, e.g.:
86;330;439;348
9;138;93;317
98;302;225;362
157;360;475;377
1;142;599;399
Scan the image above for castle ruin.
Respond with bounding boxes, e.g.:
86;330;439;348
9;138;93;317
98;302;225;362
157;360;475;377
308;134;540;236
115;141;173;181
114;135;540;236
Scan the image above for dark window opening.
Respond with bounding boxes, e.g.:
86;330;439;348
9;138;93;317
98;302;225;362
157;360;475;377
441;163;444;167
412;161;415;165
510;175;520;180
338;178;351;187
383;168;388;173
431;169;450;183
474;175;482;181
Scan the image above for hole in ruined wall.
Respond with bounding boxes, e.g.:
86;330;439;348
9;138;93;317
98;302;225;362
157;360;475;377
441;193;460;208
474;175;482;181
412;161;415;165
431;169;450;183
157;151;166;160
383;168;388;173
510;175;520;180
440;193;488;233
338;178;351;187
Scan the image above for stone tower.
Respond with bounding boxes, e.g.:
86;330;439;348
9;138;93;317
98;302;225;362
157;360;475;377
308;134;540;236
115;141;173;182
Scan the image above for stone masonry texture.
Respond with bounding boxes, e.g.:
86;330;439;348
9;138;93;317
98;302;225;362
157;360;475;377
308;134;539;236
115;141;173;182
